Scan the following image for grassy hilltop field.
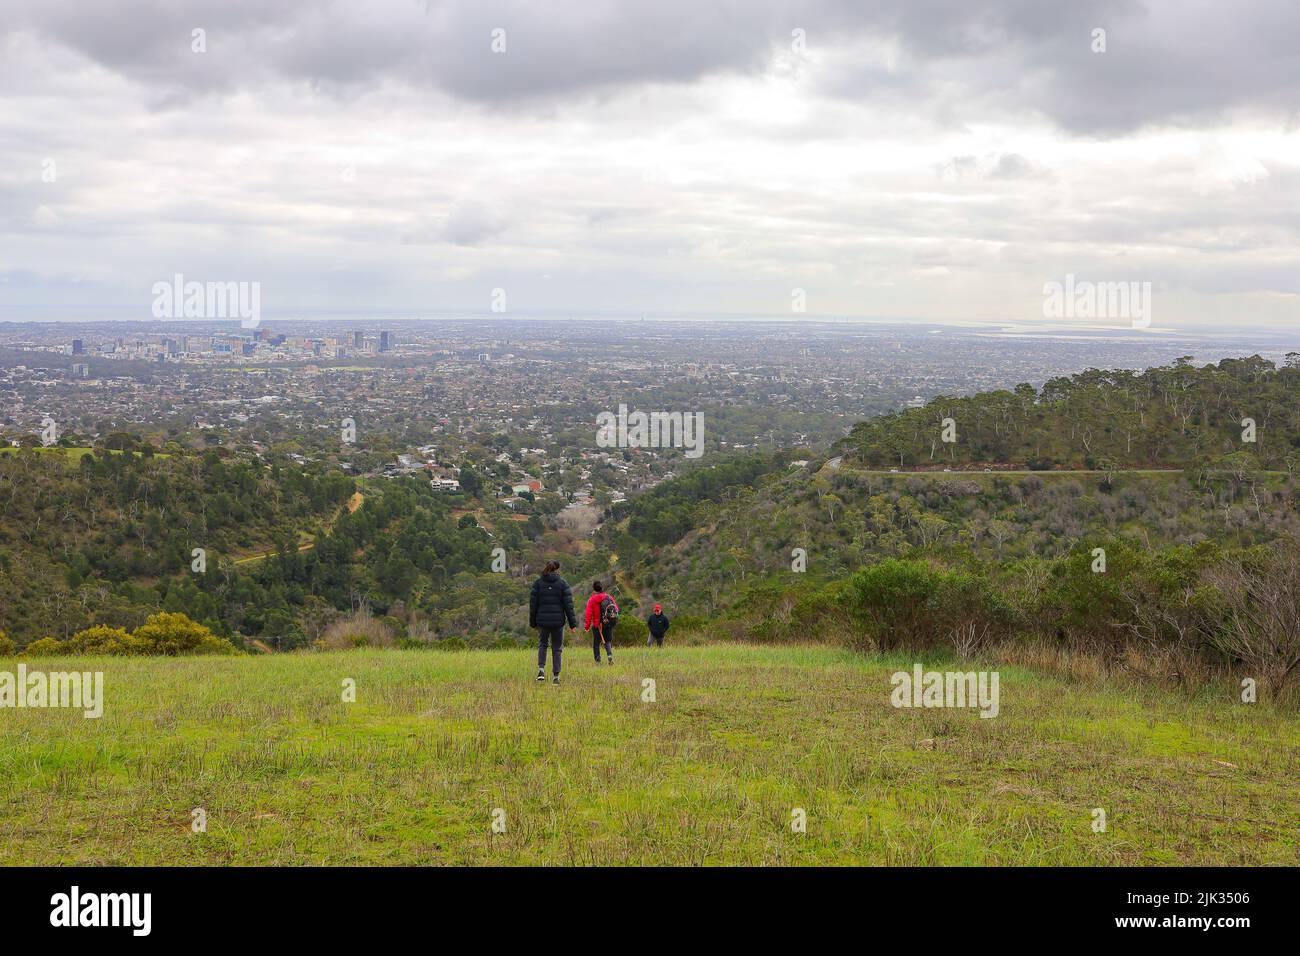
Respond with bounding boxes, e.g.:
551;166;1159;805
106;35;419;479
2;644;1296;866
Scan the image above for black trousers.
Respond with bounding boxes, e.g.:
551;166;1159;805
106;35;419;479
592;624;615;660
647;632;665;647
537;628;564;674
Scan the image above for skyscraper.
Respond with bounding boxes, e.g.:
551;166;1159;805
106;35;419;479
379;330;393;352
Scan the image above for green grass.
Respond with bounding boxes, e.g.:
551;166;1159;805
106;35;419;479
0;446;170;464
1;644;1296;865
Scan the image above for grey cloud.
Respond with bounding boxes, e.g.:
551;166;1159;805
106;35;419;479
4;0;1299;133
936;153;1050;182
987;153;1048;181
440;203;509;246
1;0;1297;325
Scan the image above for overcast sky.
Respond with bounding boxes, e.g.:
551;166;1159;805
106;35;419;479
1;0;1298;328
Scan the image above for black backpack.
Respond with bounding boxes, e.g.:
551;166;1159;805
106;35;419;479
600;595;620;626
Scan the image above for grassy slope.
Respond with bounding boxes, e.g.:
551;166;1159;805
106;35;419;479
0;447;171;463
1;645;1296;865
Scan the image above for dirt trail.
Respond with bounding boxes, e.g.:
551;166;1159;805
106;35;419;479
233;539;315;565
613;566;647;611
233;491;365;566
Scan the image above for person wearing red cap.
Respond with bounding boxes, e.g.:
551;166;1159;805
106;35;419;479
646;604;670;647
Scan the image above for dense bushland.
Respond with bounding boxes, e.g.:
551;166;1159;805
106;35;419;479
840;355;1300;471
5;354;1300;696
0;450;546;647
601;356;1300;699
706;538;1300;697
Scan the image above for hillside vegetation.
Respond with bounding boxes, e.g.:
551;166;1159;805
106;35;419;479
0;448;350;640
604;357;1300;701
4;355;1299;706
0;449;554;647
840;355;1300;471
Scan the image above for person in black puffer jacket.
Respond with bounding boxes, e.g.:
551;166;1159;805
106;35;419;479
529;560;577;683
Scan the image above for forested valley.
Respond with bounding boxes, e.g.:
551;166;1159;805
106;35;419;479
4;356;1299;700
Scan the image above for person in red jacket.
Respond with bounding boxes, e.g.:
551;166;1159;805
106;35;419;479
583;580;618;664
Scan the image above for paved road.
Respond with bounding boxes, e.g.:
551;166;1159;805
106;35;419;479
827;466;1286;476
838;468;1185;476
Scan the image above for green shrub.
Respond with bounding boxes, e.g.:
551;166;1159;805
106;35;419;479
22;637;66;657
848;559;942;649
65;625;147;655
131;612;241;655
792;578;856;627
615;615;649;645
670;613;711;632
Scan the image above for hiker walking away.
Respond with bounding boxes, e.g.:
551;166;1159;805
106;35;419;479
646;604;670;647
584;580;619;664
529;561;577;684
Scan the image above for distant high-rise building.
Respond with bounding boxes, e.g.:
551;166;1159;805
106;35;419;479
379;330;393;352
353;330;365;348
71;363;90;378
71;339;84;355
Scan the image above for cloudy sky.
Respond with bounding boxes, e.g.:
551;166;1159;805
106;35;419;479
2;0;1298;328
